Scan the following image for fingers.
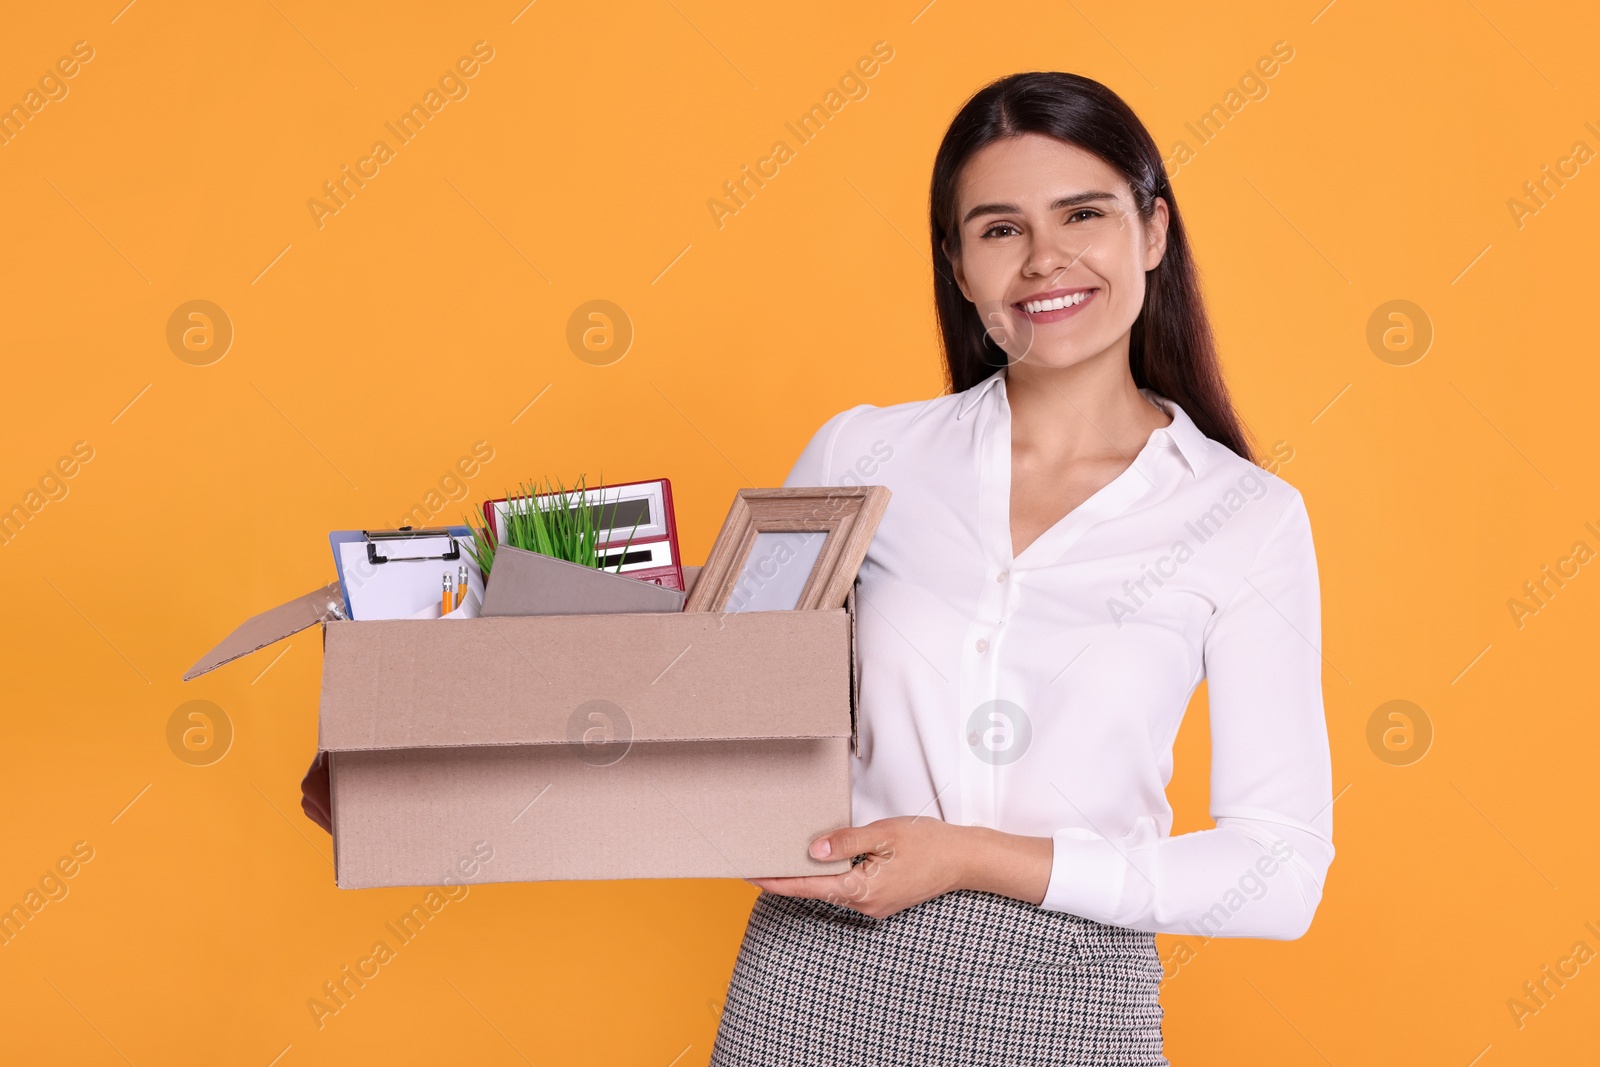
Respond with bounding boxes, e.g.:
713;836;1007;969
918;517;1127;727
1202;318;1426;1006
301;794;332;834
810;825;846;860
299;750;332;835
751;875;846;900
815;824;872;861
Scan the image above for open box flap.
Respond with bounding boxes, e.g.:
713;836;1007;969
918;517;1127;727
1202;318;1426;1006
318;608;853;751
182;582;344;681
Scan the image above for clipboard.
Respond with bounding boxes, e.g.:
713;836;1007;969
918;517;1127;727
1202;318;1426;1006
330;526;482;621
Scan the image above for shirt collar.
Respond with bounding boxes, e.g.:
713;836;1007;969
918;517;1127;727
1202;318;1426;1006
1138;386;1211;479
953;370;1211;479
954;369;1006;420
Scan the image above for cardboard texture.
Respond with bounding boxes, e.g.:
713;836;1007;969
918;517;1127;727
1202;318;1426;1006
182;581;345;681
186;562;857;889
479;544;685;617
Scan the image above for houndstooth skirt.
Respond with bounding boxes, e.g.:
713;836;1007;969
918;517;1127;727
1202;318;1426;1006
709;887;1168;1067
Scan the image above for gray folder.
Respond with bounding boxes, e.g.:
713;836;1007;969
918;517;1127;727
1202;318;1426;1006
479;544;686;617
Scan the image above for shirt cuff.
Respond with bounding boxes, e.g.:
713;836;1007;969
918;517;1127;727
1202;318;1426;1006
1039;826;1131;920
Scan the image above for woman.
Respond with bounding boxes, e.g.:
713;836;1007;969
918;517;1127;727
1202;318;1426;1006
707;72;1336;1065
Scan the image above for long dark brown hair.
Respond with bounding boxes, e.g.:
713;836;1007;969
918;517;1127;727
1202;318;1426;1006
930;71;1255;463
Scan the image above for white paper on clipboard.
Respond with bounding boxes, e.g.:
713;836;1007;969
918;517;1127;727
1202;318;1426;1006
337;534;485;620
409;586;482;620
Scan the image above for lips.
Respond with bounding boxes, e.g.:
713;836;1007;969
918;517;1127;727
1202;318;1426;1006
1013;287;1098;323
1013;286;1097;311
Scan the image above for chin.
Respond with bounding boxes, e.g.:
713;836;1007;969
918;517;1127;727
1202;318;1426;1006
1004;343;1102;372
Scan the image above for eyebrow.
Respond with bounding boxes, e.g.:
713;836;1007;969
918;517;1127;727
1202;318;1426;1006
961;191;1120;225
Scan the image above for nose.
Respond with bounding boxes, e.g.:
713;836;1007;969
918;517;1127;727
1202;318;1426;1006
1021;226;1086;282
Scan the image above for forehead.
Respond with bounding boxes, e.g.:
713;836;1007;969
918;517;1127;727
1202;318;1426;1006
955;133;1127;209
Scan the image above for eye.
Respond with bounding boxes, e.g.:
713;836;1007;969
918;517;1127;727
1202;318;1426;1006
980;222;1020;239
1066;208;1103;223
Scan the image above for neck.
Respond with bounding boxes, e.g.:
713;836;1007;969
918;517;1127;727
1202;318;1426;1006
1003;349;1168;462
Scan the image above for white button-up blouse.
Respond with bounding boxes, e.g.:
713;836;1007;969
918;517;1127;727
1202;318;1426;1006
782;369;1335;940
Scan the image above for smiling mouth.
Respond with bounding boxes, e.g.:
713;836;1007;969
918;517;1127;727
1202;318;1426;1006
1013;288;1097;316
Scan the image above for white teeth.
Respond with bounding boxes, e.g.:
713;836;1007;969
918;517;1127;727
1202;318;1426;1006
1022;291;1091;314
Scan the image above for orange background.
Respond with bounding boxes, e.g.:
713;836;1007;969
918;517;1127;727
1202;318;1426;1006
2;0;1596;1063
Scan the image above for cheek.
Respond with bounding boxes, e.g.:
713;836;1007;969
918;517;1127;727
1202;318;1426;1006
1085;244;1147;309
1114;263;1149;310
1104;275;1149;332
959;243;1023;300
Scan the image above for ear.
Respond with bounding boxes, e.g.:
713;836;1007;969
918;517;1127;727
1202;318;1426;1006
941;236;972;302
1142;197;1170;272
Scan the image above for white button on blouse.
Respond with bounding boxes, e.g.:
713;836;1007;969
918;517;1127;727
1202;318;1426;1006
782;369;1335;940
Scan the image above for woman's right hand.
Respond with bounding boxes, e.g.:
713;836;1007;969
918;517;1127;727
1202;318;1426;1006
300;750;331;834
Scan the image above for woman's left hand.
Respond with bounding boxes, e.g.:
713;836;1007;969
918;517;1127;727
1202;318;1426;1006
746;816;974;919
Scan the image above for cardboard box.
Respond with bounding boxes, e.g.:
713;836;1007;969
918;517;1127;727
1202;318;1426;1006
185;564;858;888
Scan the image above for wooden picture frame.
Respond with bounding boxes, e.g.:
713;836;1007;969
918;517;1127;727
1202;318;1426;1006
683;486;891;613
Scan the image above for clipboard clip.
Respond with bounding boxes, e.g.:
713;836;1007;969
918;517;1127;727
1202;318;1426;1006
365;526;463;565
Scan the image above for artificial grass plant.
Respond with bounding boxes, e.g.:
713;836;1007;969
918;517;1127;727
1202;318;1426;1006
464;475;644;578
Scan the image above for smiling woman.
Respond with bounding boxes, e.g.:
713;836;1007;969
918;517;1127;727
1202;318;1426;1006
710;71;1334;1067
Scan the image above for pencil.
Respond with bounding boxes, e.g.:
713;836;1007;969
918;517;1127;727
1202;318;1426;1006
455;565;467;610
442;572;453;616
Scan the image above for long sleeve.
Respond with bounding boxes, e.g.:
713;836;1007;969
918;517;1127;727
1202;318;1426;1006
780;404;874;489
1040;488;1336;940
